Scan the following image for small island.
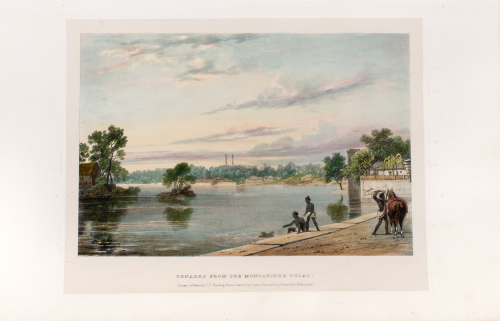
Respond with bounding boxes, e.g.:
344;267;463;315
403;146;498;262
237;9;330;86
157;187;196;198
80;183;141;199
79;126;141;199
156;162;197;199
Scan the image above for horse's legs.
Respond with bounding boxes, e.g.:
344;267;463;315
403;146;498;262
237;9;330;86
392;221;398;238
399;220;404;238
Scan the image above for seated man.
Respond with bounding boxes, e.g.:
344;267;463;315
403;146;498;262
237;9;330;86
283;211;306;234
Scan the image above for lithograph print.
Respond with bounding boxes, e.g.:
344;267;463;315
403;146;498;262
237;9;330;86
78;32;413;257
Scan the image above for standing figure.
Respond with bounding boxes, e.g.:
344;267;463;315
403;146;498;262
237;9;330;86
369;190;389;235
283;211;306;234
303;196;320;231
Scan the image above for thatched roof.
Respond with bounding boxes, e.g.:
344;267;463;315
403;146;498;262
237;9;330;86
79;162;100;176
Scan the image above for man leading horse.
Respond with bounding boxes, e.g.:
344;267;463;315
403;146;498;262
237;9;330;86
365;189;390;235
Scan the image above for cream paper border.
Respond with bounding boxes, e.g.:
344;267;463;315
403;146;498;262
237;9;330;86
65;19;426;293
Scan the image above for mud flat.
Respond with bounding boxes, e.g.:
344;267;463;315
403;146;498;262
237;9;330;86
194;182;237;187
204;204;412;256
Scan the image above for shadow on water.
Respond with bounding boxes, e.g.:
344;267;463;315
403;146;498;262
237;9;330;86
164;207;194;230
79;198;136;254
159;196;195;230
326;195;349;223
157;195;194;206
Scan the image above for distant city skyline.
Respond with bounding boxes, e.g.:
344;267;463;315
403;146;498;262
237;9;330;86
80;33;410;171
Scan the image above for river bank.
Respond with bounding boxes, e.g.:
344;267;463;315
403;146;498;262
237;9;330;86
204;203;412;256
118;174;347;188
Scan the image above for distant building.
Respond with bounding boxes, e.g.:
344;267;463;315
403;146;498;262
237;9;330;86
246;176;264;184
79;162;101;189
256;163;268;170
369;161;407;176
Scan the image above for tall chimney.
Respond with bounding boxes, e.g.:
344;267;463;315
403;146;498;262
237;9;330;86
232;154;234;166
225;154;227;165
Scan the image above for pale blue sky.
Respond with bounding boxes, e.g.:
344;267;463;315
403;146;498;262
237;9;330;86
80;33;410;171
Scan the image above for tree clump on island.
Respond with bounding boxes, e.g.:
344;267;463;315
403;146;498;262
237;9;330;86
79;143;90;163
79;125;140;197
87;125;129;185
162;162;196;194
323;152;346;190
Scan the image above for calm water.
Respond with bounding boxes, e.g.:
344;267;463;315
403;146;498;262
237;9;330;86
78;184;352;256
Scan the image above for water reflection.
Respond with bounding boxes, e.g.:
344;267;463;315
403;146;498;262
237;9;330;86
78;198;135;254
326;195;349;223
78;185;351;256
157;195;194;206
164;207;194;230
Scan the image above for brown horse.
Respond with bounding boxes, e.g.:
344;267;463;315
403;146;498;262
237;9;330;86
385;188;408;238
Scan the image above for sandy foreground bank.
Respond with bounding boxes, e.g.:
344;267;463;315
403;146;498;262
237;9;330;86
204;203;412;256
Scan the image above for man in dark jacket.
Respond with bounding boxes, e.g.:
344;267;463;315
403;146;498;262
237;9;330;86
370;190;389;235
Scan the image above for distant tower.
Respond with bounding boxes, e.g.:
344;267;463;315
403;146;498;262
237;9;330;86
225;154;227;165
232;154;234;166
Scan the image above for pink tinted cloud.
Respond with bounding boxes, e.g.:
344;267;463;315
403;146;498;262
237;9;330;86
122;130;365;165
96;54;178;74
205;72;373;114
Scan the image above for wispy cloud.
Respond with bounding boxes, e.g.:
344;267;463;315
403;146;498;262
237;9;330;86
204;73;373;114
123;122;367;165
122;131;364;165
246;131;364;158
96;34;260;75
170;127;295;145
174;60;244;81
96;54;179;74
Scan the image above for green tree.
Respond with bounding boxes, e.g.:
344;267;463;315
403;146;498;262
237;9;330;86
361;128;411;161
323;152;346;190
390;136;411;159
383;153;405;175
88;125;128;185
162;162;196;192
341;149;374;185
360;128;393;162
110;161;129;182
79;143;90;163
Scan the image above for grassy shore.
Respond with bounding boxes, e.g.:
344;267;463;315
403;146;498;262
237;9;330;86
248;173;347;187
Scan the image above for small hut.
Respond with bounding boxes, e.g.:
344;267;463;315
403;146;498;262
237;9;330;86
369;161;407;176
79;162;101;189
